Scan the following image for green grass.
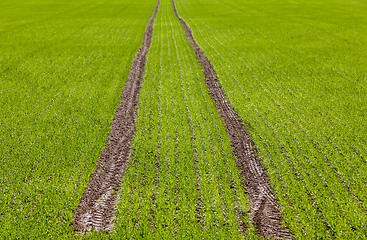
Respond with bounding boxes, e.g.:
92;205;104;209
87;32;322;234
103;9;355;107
174;0;367;238
109;0;256;238
0;0;157;238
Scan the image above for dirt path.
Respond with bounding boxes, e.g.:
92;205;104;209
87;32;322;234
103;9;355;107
71;0;160;233
171;1;291;239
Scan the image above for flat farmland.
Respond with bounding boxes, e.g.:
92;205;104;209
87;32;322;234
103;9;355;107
1;0;366;239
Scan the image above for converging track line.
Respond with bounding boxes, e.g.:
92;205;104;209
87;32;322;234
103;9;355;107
71;0;160;233
171;0;292;238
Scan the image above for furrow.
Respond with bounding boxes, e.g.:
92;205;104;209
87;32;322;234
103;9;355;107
71;0;160;233
171;0;291;239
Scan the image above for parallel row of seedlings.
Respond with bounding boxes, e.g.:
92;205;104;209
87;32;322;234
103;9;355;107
112;0;256;238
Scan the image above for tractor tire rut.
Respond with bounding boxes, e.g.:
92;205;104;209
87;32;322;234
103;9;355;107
71;0;160;233
171;0;291;238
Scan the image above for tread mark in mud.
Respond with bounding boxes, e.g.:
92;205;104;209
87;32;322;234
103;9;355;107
71;0;160;233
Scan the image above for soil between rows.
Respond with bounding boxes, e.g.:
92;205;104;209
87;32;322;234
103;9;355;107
171;0;292;238
71;0;160;233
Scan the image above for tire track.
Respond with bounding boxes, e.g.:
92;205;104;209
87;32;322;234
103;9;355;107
171;0;291;238
71;0;160;233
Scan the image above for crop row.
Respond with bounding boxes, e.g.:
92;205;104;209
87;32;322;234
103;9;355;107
108;0;256;238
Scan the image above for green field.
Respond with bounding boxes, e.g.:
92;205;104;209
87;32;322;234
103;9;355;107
1;0;367;238
0;0;157;237
175;0;367;238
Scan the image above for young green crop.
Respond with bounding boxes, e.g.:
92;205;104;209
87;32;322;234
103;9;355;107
0;0;157;238
110;0;257;238
174;0;367;238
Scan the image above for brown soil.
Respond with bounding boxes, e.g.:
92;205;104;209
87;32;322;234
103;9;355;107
171;0;292;239
71;0;160;233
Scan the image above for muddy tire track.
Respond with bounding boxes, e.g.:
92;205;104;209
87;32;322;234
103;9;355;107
71;0;160;233
171;0;291;238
